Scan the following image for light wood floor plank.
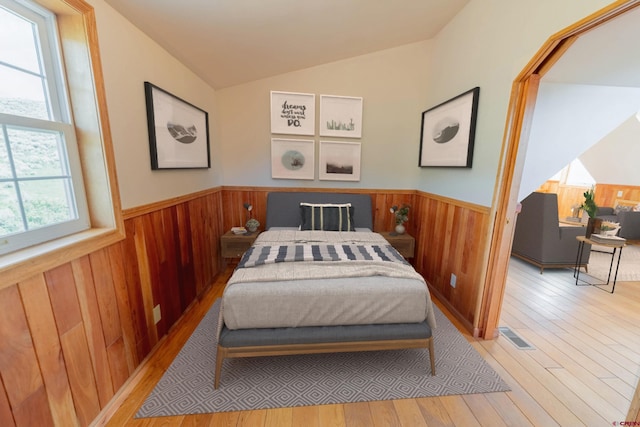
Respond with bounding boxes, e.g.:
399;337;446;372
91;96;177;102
99;259;640;427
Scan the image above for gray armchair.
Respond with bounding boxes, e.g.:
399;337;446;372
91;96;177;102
511;192;591;273
596;206;640;240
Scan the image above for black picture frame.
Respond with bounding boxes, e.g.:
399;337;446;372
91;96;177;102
144;81;210;170
419;87;480;168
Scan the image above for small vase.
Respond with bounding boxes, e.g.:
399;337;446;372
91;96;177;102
585;217;602;238
395;224;406;235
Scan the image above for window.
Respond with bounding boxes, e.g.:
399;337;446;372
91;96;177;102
0;0;89;255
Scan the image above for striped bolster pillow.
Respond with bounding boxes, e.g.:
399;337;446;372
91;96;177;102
299;203;355;231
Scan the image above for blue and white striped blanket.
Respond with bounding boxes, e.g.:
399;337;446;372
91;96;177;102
237;243;409;269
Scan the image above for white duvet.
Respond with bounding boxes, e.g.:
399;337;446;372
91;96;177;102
222;230;436;330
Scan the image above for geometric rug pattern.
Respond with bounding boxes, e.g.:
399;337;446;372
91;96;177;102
135;300;510;417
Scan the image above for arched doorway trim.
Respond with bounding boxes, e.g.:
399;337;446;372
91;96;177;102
479;0;640;340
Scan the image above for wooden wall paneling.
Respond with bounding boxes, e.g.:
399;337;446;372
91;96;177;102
161;207;183;327
87;250;123;348
71;256;114;407
188;193;223;296
596;183;640;207
58;325;101;426
188;198;205;296
44;264;82;335
44;263;102;425
412;193;487;331
105;336;129;391
12;387;54;427
87;250;130;394
119;220;150;360
0;285;46;423
0;377;15;427
132;216;159;348
107;244;139;374
141;212;167;337
18;274;79;427
175;203;196;311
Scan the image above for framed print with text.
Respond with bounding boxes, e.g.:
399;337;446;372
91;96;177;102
270;91;315;135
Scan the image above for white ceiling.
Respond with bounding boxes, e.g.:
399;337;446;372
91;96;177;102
102;0;469;89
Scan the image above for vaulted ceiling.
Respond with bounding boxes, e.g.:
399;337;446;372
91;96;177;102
102;0;469;89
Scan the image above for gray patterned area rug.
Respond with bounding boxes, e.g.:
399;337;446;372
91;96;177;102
135;300;510;417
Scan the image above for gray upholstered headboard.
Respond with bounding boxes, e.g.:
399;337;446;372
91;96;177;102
265;192;373;230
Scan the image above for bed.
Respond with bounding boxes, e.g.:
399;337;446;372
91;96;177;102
214;191;436;388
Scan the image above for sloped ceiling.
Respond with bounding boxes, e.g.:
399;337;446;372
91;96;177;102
102;0;469;89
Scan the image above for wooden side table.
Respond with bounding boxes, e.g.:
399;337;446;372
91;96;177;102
220;230;259;258
379;231;415;259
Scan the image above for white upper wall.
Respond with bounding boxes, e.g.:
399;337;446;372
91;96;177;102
518;83;640;201
581;115;640;186
86;0;617;209
419;0;612;206
88;0;221;210
216;41;433;190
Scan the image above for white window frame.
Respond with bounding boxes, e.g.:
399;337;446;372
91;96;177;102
0;0;89;255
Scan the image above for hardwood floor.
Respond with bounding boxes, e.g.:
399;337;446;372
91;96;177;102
98;259;640;426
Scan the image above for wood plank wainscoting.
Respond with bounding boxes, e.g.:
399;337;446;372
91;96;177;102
536;181;640;220
0;189;224;427
0;186;490;426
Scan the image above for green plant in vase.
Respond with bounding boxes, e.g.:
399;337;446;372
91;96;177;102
579;187;600;237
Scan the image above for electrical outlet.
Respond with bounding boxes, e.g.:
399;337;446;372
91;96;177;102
617;190;623;197
450;273;457;288
153;304;161;324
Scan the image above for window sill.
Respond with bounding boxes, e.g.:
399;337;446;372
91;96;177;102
0;227;125;289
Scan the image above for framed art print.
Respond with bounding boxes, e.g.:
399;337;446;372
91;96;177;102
271;138;315;180
419;87;479;168
319;95;363;138
270;91;315;135
319;140;361;181
144;82;210;169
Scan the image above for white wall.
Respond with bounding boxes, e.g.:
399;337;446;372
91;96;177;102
88;0;222;209
581;115;640;186
216;41;433;190
518;83;640;201
419;0;613;206
89;0;617;209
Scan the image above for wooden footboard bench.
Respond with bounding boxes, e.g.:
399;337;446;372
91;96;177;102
215;321;435;389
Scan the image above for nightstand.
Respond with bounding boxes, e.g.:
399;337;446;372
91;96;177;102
220;230;259;258
379;231;415;259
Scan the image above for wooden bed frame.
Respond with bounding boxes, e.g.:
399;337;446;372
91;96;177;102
214;191;435;389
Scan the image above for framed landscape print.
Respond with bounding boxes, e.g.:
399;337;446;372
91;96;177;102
144;82;210;169
419;87;480;168
270;91;315;135
319;95;363;138
319;140;361;181
271;138;315;180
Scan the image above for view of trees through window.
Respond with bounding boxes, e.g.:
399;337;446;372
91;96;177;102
0;0;87;254
0;98;73;237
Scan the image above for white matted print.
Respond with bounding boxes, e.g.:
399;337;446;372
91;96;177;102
419;87;479;168
319;95;363;138
144;82;210;169
319;140;361;181
270;91;315;135
271;138;315;180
